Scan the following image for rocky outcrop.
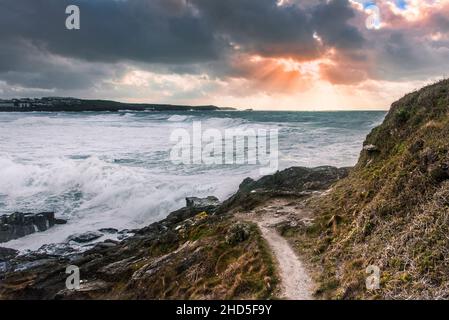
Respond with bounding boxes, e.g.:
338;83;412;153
0;247;18;261
186;196;220;208
220;166;350;212
0;212;67;243
0;196;278;300
0;162;350;299
0;164;347;300
363;144;380;153
0;247;19;274
67;231;103;244
135;196;221;236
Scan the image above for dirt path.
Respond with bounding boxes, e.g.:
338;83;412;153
237;198;314;300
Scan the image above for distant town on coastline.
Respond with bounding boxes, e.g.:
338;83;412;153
0;97;235;112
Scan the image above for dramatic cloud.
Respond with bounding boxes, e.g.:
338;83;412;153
0;0;448;109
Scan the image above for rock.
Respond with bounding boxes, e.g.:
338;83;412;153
225;222;252;245
94;242;118;250
56;280;112;299
35;243;77;257
117;230;134;240
98;228;118;234
143;196;221;231
93;239;120;250
363;144;380;153
98;256;139;279
67;231;103;243
220;166;350;212
0;212;66;243
14;258;57;272
54;219;67;225
0;247;18;261
186;196;220;208
0;262;9;273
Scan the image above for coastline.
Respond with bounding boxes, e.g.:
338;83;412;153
0;97;231;113
0;166;347;299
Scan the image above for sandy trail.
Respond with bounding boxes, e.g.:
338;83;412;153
238;198;314;300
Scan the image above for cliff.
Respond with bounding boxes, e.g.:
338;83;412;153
287;79;449;299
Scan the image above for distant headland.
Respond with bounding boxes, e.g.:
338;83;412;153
0;97;236;112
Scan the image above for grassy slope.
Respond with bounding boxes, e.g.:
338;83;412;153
0;215;278;300
286;79;449;299
109;217;278;300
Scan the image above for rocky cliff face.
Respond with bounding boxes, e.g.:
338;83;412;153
299;79;449;299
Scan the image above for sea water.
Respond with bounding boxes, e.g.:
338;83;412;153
0;110;386;250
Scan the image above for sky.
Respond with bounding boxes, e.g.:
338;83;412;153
0;0;448;110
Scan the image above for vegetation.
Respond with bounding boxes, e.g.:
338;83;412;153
0;214;278;300
103;217;278;300
286;79;449;299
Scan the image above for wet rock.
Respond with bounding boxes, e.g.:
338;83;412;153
186;196;220;208
0;262;9;273
36;243;78;257
0;247;18;261
363;144;380;153
67;231;103;243
93;239;119;250
0;212;66;243
98;228;118;234
14;258;57;272
117;229;134;240
54;219;67;225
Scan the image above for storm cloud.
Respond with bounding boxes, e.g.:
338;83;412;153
0;0;448;109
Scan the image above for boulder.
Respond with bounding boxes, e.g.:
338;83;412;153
147;196;221;230
0;247;18;261
67;231;103;243
363;144;380;153
186;196;220;208
98;228;118;234
0;212;67;243
220;166;350;212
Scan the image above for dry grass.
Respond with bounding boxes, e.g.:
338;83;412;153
97;218;279;300
283;79;449;299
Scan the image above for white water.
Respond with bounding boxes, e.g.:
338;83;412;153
0;111;385;251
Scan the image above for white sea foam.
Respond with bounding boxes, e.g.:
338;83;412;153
167;114;192;122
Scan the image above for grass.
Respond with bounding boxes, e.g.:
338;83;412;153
99;217;278;300
283;79;449;299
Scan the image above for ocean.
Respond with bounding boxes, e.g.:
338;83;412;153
0;110;386;251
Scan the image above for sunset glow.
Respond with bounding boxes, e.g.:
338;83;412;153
1;0;449;110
